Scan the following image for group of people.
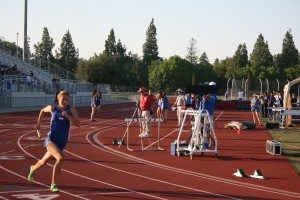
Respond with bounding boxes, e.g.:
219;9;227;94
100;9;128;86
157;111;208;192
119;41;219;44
250;90;299;126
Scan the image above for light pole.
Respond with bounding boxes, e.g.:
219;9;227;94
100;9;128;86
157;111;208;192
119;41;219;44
16;33;19;58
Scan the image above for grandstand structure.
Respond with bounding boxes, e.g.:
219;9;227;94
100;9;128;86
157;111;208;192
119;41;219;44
0;49;113;111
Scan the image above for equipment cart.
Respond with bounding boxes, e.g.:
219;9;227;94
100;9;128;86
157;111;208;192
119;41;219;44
176;109;218;159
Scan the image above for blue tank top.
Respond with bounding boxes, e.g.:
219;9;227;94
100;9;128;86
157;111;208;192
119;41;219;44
95;96;101;106
49;104;71;150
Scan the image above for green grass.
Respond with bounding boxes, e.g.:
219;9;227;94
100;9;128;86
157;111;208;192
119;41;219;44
263;118;300;174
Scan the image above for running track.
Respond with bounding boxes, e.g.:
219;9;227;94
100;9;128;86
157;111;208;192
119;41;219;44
0;102;300;200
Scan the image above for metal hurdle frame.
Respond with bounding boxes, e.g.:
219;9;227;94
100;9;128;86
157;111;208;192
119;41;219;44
124;118;164;151
176;108;218;159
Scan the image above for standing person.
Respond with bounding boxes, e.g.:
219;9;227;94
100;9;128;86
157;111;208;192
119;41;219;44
156;91;163;120
224;90;228;100
172;88;185;126
191;93;201;110
28;90;81;192
250;93;262;126
238;89;244;101
95;90;103;116
161;91;169;123
289;93;298;127
138;87;155;138
200;93;218;122
185;93;192;108
90;89;98;121
267;92;276;119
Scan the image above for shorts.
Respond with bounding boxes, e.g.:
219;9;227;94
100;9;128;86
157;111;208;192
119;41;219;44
44;133;67;151
251;107;259;112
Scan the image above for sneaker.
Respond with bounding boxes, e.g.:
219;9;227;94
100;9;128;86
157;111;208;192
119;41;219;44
138;132;145;137
50;184;59;192
27;165;35;182
141;133;150;138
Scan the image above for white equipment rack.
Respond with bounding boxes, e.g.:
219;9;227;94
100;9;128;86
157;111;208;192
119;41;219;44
176;108;218;159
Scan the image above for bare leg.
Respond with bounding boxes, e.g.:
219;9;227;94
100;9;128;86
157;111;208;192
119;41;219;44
251;111;256;124
31;151;52;173
255;111;262;125
46;143;64;185
91;107;96;121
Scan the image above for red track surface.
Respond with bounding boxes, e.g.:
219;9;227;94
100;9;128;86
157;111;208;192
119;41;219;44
0;102;300;200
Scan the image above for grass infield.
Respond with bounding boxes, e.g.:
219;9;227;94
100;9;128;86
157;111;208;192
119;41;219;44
264;119;300;174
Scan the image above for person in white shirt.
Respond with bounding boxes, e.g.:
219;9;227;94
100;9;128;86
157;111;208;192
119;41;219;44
172;89;185;126
238;89;244;100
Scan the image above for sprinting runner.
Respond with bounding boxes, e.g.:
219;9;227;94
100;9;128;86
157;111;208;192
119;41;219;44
28;90;81;192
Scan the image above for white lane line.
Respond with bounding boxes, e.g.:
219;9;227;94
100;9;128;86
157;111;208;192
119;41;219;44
0;189;49;194
89;123;300;199
0;166;89;200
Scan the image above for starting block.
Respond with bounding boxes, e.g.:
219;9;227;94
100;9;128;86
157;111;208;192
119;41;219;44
233;168;247;177
233;169;265;179
249;169;265;179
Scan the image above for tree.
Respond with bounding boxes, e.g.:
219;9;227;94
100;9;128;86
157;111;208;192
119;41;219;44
199;52;210;65
278;29;300;69
148;55;193;91
104;29;117;56
233;43;248;68
142;18;160;68
185;38;198;64
250;33;273;67
33;27;55;67
55;30;79;77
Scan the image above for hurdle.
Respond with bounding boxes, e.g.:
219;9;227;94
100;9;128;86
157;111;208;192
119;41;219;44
124;118;164;151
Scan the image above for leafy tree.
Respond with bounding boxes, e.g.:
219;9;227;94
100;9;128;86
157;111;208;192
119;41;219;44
284;64;300;80
250;33;273;67
0;39;23;59
142;18;160;68
33;27;55;67
185;38;198;64
55;30;79;77
278;30;300;69
148;55;193;91
76;52;114;83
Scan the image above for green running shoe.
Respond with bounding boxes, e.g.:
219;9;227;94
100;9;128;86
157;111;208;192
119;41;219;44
27;166;35;182
50;184;59;192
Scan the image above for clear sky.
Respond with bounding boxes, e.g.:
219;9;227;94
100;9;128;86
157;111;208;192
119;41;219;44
1;0;300;63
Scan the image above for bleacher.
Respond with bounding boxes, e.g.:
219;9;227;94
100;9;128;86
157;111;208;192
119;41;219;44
0;49;55;83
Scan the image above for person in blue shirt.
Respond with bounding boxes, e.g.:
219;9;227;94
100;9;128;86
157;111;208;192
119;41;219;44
161;92;169;123
251;93;262;125
28;90;81;192
200;93;218;122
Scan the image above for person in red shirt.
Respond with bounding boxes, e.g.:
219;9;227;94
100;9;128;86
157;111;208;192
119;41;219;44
138;87;155;138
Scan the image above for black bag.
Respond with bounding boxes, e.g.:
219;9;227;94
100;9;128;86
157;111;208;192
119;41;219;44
266;122;279;129
241;121;256;130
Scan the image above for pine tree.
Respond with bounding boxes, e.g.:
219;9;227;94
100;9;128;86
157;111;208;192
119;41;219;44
250;33;273;67
199;52;210;65
279;29;300;68
104;29;117;56
233;43;248;68
142;18;160;67
55;30;79;77
185;38;198;64
33;27;55;67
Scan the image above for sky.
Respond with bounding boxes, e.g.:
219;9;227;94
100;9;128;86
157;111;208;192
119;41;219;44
1;0;300;63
